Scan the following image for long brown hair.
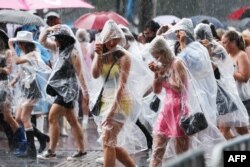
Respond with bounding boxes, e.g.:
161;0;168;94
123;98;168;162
224;30;245;51
18;42;36;54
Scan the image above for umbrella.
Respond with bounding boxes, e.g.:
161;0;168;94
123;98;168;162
153;15;180;26
189;15;225;29
228;6;250;20
238;18;250;31
74;11;129;30
0;10;45;26
0;0;94;10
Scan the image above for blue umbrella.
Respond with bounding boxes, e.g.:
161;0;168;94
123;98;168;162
189;15;226;29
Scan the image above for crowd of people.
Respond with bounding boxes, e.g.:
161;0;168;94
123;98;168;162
0;11;250;167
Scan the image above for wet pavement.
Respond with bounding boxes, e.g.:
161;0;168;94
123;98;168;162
0;117;153;167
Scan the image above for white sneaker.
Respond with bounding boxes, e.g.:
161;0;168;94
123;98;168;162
95;157;104;164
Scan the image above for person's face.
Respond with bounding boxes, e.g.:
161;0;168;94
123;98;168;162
143;28;155;43
221;36;232;53
151;51;165;65
104;38;121;50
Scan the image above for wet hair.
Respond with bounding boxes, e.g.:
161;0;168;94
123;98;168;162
144;20;160;33
149;36;174;58
55;35;75;51
76;29;90;43
209;23;220;40
200;20;220;40
174;41;181;55
224;30;245;50
46;16;61;27
18;42;36;53
0;29;9;51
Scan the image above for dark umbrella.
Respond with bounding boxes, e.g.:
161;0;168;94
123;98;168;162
189;15;226;29
239;18;250;31
0;10;45;26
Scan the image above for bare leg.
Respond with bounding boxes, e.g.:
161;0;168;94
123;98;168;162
235;126;249;135
102;120;123;167
21;105;34;129
64;109;84;151
116;147;136;167
103;145;116;167
219;127;234;140
3;102;19;132
150;134;169;167
175;136;189;154
48;104;63;152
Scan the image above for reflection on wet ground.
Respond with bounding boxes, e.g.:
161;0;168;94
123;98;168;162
0;118;154;167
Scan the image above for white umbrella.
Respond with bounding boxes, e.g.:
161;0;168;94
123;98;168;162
153;15;180;26
0;10;45;26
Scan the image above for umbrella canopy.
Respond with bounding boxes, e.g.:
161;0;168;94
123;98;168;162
153;15;180;26
189;15;225;29
228;6;250;20
0;0;94;10
0;10;45;26
238;18;250;31
74;11;129;30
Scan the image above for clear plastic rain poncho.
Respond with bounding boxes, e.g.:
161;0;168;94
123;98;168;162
90;20;149;153
148;36;225;166
194;23;249;127
44;25;89;105
12;48;52;109
173;18;218;125
119;25;156;130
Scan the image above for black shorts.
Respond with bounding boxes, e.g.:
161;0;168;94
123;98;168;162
54;96;74;109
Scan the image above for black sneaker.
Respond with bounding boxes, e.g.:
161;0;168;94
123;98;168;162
67;151;87;160
37;149;56;160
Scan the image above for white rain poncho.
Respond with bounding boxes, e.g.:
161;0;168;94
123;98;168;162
148;36;225;166
194;23;249;127
178;41;218;124
173;18;218;124
42;24;90;107
90;20;149;153
13;50;52;109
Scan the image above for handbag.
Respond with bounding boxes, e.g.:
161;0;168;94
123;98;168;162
0;90;7;102
180;112;208;136
180;78;208;136
91;58;118;116
149;95;161;112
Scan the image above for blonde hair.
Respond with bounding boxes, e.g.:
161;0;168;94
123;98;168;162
149;36;174;59
76;29;90;43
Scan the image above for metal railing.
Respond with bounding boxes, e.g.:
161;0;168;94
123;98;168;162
211;134;250;167
164;148;205;167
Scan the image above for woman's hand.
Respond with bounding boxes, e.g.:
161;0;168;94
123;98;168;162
178;30;187;44
148;61;160;72
95;43;103;56
47;24;61;33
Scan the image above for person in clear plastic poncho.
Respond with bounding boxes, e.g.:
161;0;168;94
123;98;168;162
0;29;26;152
147;36;225;167
173;18;218;124
8;31;51;158
37;24;89;160
221;31;250;105
194;23;249;139
92;20;148;167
